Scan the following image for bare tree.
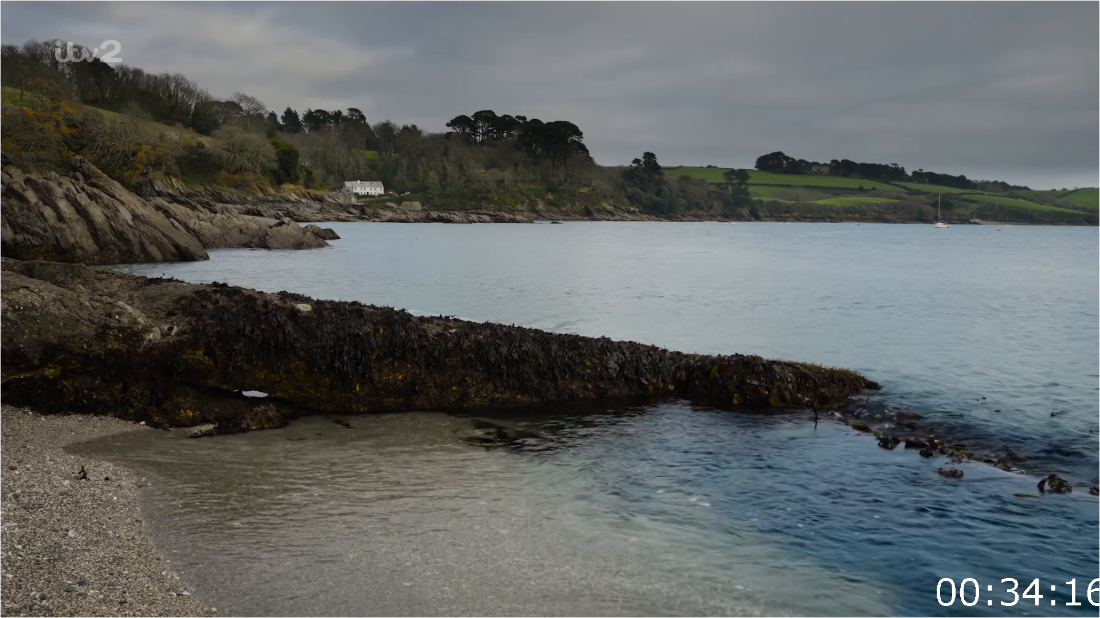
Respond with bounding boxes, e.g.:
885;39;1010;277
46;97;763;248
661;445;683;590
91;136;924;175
230;92;267;130
212;125;276;174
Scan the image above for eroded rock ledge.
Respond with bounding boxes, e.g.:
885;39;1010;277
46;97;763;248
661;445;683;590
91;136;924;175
1;158;339;265
1;258;878;433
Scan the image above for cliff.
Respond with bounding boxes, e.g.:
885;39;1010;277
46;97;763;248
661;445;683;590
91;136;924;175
1;258;878;433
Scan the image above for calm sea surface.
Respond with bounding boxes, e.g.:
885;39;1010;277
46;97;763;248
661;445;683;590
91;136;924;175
89;222;1098;615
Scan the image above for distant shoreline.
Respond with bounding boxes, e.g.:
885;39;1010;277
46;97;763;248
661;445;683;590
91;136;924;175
308;213;1097;227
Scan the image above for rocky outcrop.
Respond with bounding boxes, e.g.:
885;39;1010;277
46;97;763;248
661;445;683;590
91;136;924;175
363;207;533;224
1;258;877;433
1;161;208;264
1;159;339;265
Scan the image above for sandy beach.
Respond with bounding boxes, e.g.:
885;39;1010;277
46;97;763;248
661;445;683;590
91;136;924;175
0;405;212;617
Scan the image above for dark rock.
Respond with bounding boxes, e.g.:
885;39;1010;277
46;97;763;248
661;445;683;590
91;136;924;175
1014;493;1040;499
0;258;878;431
877;436;900;449
904;438;927;449
1090;485;1098;496
303;224;340;241
1037;474;1071;494
77;465;87;480
848;420;873;432
236;404;284;433
937;468;964;478
919;447;936;458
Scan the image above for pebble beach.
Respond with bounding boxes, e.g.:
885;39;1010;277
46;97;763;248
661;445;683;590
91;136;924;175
0;405;212;617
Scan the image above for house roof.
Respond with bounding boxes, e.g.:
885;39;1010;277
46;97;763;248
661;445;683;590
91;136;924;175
344;180;384;188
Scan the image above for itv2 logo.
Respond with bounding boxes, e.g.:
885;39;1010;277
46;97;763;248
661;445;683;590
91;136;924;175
54;40;122;64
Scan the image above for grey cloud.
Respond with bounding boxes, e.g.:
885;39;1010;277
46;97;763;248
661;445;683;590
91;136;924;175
2;1;1096;188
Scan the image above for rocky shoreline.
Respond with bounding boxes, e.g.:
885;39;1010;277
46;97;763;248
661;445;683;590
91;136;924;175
1;257;877;433
1;158;340;266
0;405;213;617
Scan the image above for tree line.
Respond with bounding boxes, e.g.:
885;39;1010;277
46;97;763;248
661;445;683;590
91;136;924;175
6;37;950;220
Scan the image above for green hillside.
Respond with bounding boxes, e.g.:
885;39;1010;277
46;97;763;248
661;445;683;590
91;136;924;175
668;166;901;190
667;164;1096;223
815;197;899;206
1059;188;1098;210
957;194;1080;213
894;182;976;194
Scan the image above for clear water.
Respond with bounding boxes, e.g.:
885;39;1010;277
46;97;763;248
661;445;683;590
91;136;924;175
94;222;1098;615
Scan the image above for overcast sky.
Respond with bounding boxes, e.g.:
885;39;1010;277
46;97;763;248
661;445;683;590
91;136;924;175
3;2;1097;189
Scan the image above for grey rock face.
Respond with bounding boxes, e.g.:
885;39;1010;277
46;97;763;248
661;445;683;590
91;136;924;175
0;158;208;264
1;158;339;264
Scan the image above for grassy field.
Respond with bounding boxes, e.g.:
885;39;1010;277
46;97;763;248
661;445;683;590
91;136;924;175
958;194;1086;214
1011;189;1059;200
748;185;835;201
1;86;44;107
815;197;900;206
1058;188;1098;210
667;166;904;190
893;182;979;194
665;166;730;183
666;165;1096;219
746;170;903;190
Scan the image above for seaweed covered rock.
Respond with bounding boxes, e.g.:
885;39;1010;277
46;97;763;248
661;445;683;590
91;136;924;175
0;258;878;432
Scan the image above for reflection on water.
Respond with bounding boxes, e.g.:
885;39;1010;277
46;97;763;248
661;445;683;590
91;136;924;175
76;403;1096;617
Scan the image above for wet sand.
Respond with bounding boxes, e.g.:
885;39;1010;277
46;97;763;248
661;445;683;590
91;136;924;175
0;405;212;616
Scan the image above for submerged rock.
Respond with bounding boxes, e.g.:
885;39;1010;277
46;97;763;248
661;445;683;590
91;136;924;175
877;436;900;449
0;258;878;431
848;420;873;432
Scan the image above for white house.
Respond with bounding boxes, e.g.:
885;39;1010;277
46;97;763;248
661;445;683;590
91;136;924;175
344;180;385;197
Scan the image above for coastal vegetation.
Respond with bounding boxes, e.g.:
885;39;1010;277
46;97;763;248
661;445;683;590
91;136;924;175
1;38;1095;225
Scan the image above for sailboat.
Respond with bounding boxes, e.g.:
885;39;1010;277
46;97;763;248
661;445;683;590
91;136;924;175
934;195;950;228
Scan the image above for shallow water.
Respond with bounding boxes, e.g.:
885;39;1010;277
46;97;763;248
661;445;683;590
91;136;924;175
98;222;1099;615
